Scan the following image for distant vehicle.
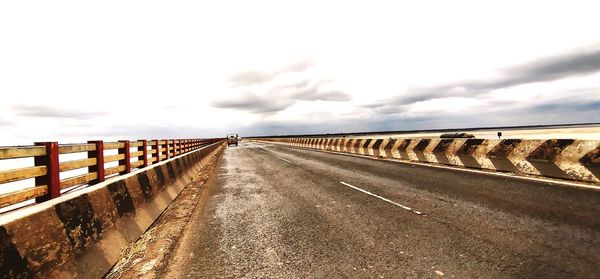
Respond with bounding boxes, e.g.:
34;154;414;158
227;134;239;146
440;132;475;138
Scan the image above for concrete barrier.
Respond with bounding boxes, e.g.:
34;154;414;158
255;137;600;184
0;141;225;278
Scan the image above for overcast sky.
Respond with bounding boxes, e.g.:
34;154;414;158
1;1;600;145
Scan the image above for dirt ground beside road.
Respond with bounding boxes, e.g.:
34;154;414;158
104;149;223;279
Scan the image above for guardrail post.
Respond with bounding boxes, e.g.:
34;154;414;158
171;140;175;156
34;142;60;202
173;139;176;156
138;139;148;167
153;139;161;163
88;140;105;184
118;140;131;174
165;139;170;159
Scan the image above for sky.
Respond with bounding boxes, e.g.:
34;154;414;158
1;0;600;145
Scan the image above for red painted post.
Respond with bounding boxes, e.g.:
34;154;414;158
138;140;148;167
171;139;175;156
34;142;60;202
118;140;131;174
88;140;105;184
165;139;170;159
153;139;161;163
173;140;178;156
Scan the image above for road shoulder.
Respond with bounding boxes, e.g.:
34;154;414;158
104;150;223;279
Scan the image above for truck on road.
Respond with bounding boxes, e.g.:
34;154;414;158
227;134;239;146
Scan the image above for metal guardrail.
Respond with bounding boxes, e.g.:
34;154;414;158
0;138;223;210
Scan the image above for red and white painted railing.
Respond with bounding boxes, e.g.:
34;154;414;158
0;138;223;210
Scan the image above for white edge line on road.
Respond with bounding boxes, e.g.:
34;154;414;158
340;182;424;216
278;157;292;164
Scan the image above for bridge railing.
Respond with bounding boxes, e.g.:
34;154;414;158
252;137;600;184
0;138;223;211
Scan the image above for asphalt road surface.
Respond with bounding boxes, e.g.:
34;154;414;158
163;141;600;278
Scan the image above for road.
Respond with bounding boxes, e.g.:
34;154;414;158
163;141;600;278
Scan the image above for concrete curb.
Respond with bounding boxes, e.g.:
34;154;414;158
256;137;600;184
0;141;226;278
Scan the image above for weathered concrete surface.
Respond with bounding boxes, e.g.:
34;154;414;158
0;142;224;278
105;149;223;279
162;141;600;278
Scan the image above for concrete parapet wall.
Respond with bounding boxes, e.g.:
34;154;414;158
0;141;225;278
256;137;600;183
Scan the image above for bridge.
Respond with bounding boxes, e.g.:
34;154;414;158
0;135;599;278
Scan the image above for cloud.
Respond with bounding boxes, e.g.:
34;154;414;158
212;93;294;113
228;59;314;87
370;47;600;107
228;71;274;87
213;86;351;114
285;81;350;102
215;60;351;114
282;59;313;73
0;118;11;126
12;105;108;119
528;99;600;114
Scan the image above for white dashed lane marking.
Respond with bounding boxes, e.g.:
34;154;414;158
278;157;292;164
340;182;424;216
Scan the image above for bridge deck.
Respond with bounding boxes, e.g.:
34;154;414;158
163;141;600;278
